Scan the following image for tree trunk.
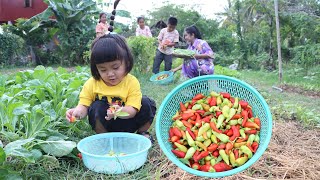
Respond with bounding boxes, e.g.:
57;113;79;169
268;14;274;70
235;0;247;69
274;0;283;83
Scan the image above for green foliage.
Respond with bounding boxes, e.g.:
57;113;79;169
127;36;157;74
0;66;91;169
214;65;240;78
291;44;320;72
0;32;27;66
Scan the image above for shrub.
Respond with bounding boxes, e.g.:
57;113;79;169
0;32;27;66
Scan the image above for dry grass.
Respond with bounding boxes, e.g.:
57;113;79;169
147;120;320;180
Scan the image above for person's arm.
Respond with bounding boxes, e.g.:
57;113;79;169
171;64;183;73
194;54;213;59
147;26;152;37
194;40;214;59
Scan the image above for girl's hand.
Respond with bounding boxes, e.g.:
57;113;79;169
66;105;88;123
105;105;121;120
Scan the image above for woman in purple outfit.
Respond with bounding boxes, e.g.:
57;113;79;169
171;25;214;79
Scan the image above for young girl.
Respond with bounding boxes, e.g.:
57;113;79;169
171;25;214;79
96;12;109;37
65;34;156;141
135;17;152;37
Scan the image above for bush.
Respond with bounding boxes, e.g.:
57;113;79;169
0;32;27;66
291;44;320;73
127;36;157;74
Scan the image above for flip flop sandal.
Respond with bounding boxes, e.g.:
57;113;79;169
138;131;155;144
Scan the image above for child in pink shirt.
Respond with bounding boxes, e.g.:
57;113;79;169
135;17;152;37
96;12;109;37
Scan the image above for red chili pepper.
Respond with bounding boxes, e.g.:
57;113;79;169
213;162;232;172
247;108;253;118
234;149;239;159
191;99;197;106
210;97;217;106
210;122;222;133
236;134;248;143
247;144;255;152
195;110;205;115
241;110;248;127
216;111;222;117
195;115;202;128
193;93;204;100
207;143;218;152
186;127;196;140
181;120;193;129
244;121;260;130
226;129;233;137
192;150;200;161
225;142;233;155
171;149;186;158
220;92;231;99
252;142;259;153
188;104;192;109
192;162;200;170
169;127;174;138
239;100;248;109
207;97;212;104
230;125;240;141
230;97;235;103
194;151;209;162
77;153;82;159
200;164;215;172
180;102;187;112
190;115;196;121
213;150;219;157
171;135;180;142
172;127;182;137
189;120;196;125
218;143;226;149
254;117;261;127
231;114;242;120
202;115;212;123
182;113;194;121
245;129;258;134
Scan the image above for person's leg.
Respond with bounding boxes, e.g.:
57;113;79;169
164;54;173;71
88;100;110;133
152;50;164;74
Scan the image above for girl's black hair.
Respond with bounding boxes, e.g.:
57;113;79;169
99;12;107;23
137;16;145;23
90;34;134;80
108;0;120;32
185;25;202;39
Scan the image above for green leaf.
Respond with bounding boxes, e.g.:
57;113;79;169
0;147;6;164
4;138;34;154
178;158;191;167
116;111;130;117
39;140;76;157
30;149;43;161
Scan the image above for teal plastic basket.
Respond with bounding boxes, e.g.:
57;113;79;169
155;75;272;178
150;71;174;85
77;132;151;174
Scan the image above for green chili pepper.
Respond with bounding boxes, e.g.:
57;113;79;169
184;147;196;160
240;145;253;158
254;134;260;143
229;119;238;126
240;129;246;138
225;125;231;130
237;104;242;113
209;106;219;113
222;105;230;118
196;99;205;104
196;136;205;142
197;123;210;137
247;134;256;146
210;158;216;166
186;131;195;146
205;155;212;161
206;129;212;139
216;155;222;163
219;150;230;165
195;141;207;151
210;91;220;97
216;114;225;129
238;118;243;125
226;108;236;122
211;134;218;144
229;151;237;167
212;131;230;143
235;156;248;166
192;104;203;110
174;142;188;152
175;120;185;128
203;139;212;147
233;97;239;109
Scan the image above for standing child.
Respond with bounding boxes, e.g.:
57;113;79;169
136;16;152;37
152;17;179;74
171;25;214;79
65;34;156;141
96;12;109;37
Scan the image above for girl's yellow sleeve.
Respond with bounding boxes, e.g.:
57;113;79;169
125;76;142;111
79;78;95;107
